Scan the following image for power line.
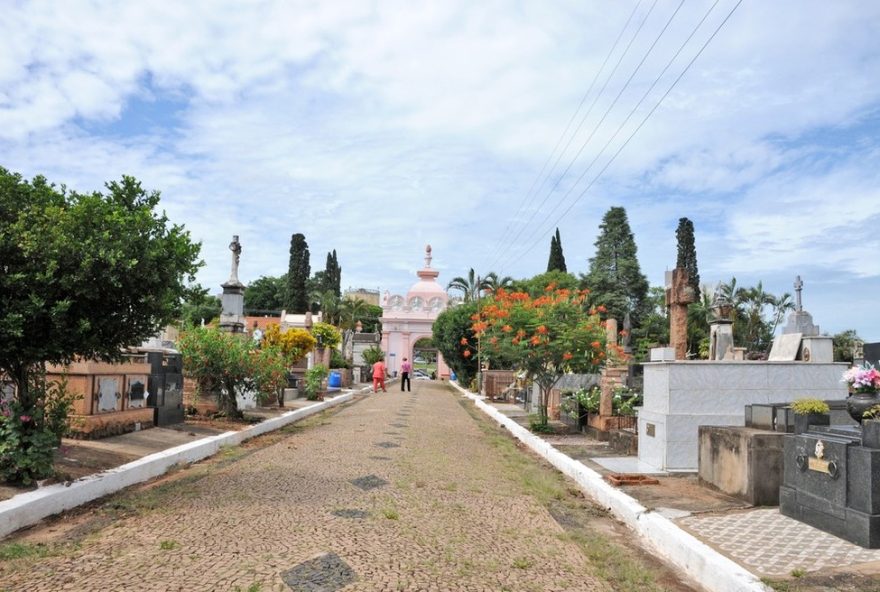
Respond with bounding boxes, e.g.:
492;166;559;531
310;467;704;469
498;0;723;269
493;0;688;272
498;0;745;273
482;0;649;270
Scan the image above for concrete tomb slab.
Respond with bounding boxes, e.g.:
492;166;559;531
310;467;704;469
768;333;802;361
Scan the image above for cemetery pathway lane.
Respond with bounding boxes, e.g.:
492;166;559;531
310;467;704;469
1;382;657;591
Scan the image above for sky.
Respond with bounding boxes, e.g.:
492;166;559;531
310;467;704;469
2;1;880;340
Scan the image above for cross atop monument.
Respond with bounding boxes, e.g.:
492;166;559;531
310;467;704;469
794;275;803;312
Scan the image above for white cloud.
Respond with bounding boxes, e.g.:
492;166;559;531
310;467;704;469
3;0;880;337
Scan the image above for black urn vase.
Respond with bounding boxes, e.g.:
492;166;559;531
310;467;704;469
846;391;880;424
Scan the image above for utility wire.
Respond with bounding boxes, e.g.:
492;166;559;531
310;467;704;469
498;0;722;268
497;0;744;273
493;0;686;272
488;0;677;272
483;0;645;268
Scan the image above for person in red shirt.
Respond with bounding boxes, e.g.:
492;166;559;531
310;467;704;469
400;357;412;392
372;359;387;393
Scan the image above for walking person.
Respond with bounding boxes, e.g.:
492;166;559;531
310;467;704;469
400;357;411;392
372;358;387;393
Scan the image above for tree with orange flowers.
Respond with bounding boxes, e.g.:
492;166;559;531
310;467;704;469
470;283;610;428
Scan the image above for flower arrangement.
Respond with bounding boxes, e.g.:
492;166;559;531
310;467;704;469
842;362;880;394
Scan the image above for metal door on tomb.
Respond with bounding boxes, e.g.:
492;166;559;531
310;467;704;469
146;352;184;426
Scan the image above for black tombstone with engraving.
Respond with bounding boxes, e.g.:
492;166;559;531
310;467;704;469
145;351;184;427
779;425;880;547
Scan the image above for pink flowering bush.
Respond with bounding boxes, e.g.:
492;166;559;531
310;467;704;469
842;362;880;394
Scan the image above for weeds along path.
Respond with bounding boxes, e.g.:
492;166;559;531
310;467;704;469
0;382;693;591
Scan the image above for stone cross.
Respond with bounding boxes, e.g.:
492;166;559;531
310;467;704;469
228;235;242;283
794;275;803;312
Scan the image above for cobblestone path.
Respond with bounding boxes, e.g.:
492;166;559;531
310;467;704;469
1;383;650;591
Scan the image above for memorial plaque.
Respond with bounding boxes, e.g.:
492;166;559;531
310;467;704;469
646;423;655;437
97;377;119;412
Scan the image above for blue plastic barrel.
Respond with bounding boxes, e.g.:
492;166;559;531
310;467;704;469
450;371;457;381
328;371;342;388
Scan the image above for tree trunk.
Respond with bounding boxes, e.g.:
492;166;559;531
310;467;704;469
220;379;241;418
539;383;552;426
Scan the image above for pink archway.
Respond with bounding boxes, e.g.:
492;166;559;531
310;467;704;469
379;245;451;379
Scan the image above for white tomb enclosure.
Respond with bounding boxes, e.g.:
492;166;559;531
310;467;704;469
638;360;848;472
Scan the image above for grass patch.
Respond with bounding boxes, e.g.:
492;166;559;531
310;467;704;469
159;540;179;551
458;398;677;592
233;584;262;592
382;508;400;520
512;557;533;569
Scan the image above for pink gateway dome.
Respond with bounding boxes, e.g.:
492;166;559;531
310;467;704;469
406;244;447;302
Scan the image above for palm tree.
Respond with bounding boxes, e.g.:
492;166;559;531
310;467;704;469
742;281;776;352
482;272;514;294
447;268;490;302
338;296;369;361
768;292;795;337
310;289;340;325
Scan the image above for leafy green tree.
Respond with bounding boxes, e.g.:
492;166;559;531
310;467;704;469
512;270;578;297
433;301;480;385
447;268;489;302
0;168;201;480
546;227;567;273
180;284;221;326
178;327;283;417
286;233;310;313
580;207;649;327
675;217;700;299
475;285;607;427
633;286;670;361
244;274;287;314
832;329;861;363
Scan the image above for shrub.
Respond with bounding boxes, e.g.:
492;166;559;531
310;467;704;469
0;373;77;485
790;398;830;415
304;365;328;400
612;385;642;416
361;346;384;366
329;349;350;369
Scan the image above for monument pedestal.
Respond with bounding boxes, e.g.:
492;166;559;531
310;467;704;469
780;425;880;548
219;280;245;333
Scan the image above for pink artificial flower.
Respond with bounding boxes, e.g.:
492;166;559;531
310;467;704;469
19;415;32;423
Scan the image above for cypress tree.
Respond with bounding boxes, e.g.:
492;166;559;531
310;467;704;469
547;228;567;273
286;233;310;313
580;207;648;325
675;217;700;299
320;250;342;297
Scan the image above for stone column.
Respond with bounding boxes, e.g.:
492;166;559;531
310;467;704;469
666;268;696;361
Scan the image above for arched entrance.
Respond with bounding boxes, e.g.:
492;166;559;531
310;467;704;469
412;337;438;379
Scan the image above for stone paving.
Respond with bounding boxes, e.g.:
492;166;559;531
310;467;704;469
679;508;880;578
0;382;616;591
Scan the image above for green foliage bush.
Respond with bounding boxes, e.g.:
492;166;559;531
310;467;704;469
361;346;384;366
790;398;830;415
304;364;328;400
0;374;77;485
329;348;350;369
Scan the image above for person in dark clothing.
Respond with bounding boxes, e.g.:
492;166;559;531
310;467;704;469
400;357;412;392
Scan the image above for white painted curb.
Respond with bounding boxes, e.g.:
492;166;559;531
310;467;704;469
449;381;769;592
0;392;358;540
